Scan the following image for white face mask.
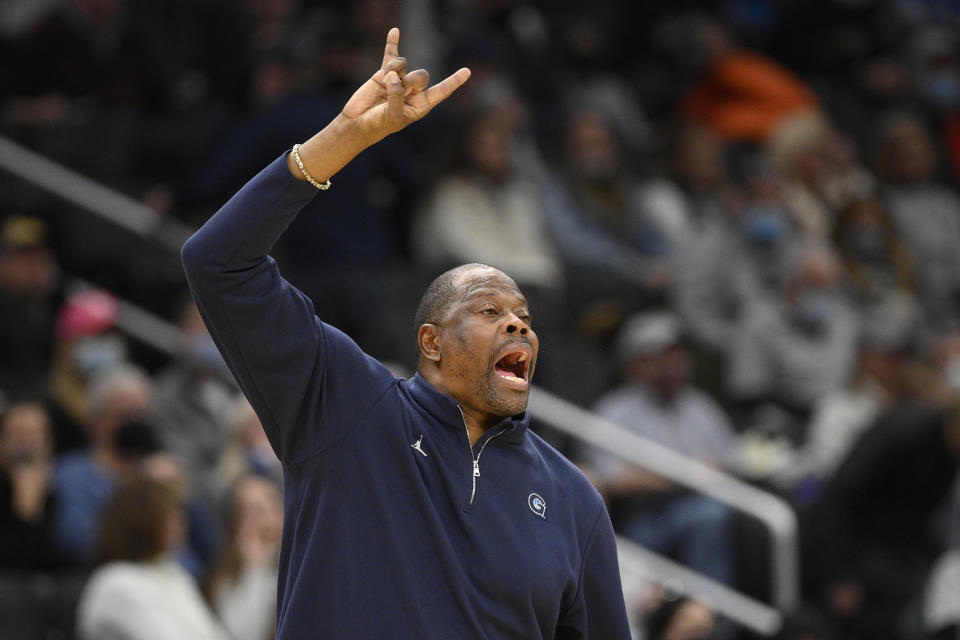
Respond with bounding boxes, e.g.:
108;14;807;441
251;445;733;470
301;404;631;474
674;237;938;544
72;334;127;377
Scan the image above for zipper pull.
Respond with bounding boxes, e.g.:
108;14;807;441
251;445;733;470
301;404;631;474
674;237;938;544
473;459;480;478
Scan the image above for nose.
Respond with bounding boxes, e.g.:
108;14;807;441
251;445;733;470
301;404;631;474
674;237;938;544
504;315;529;336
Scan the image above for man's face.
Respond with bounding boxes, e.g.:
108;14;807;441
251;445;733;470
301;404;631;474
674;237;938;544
433;268;539;422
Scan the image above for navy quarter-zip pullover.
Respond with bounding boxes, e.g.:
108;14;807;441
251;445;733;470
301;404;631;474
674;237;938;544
181;153;632;639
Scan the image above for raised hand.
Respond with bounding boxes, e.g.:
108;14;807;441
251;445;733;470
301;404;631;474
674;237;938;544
287;28;470;185
342;28;471;144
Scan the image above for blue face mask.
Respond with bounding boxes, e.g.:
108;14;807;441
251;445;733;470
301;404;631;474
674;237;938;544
741;205;788;247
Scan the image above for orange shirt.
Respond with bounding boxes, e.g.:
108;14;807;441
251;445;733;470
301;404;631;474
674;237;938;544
683;50;820;142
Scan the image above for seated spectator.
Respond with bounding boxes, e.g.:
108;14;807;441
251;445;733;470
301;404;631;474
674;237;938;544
635;123;735;257
674;166;799;356
47;289;126;453
775;310;915;500
765;113;873;238
801;402;960;640
153;298;242;504
52;364;154;565
538;105;671;323
212;398;282;503
140;451;218;582
831;195;919;323
579;311;739;587
875;110;960;327
0;400;61;571
76;478;229;640
207;474;283;640
674;13;819;143
726;241;859;425
412;77;563;295
0;215;60;403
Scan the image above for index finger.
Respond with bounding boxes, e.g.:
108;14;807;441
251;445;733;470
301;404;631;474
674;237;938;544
380;27;400;70
423;67;472;108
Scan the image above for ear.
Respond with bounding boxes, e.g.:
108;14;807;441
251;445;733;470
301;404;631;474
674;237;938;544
417;324;442;362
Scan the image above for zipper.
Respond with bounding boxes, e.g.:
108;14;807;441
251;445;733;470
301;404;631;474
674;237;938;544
458;407;508;505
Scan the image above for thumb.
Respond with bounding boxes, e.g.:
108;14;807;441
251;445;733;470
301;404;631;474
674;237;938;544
385;70;405;125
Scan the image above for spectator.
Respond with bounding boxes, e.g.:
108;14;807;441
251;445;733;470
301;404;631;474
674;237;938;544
674;168;798;355
636;122;734;257
801;402;960;640
776;310;915;500
905;25;960;183
579;311;739;587
765;112;873;238
875;110;960;327
0;400;60;571
46;288;126;453
412;76;563;294
675;13;820;143
212;398;282;502
831;195;919;324
76;478;229;640
726;240;859;424
207;474;283;640
538;106;670;325
0;215;60;403
52;364;154;565
153;298;241;503
140;451;219;582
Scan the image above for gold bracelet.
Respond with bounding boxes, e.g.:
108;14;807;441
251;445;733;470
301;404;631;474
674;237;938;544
291;143;331;190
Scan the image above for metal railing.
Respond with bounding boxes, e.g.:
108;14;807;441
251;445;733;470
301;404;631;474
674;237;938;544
2;134;799;636
529;388;799;631
0;135;192;252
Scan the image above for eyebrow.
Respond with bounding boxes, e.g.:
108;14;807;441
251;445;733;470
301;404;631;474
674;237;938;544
462;287;527;305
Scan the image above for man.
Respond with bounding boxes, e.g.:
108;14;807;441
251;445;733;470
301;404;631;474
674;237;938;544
580;311;738;588
181;28;630;639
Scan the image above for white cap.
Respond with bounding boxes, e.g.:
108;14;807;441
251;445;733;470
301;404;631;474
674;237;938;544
615;311;683;362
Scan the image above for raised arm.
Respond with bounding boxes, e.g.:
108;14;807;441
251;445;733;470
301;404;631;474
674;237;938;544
181;29;469;463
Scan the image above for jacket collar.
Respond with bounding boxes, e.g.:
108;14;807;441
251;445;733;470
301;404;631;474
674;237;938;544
404;373;529;445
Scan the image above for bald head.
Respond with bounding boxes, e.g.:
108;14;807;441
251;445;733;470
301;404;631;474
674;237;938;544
414;263;516;330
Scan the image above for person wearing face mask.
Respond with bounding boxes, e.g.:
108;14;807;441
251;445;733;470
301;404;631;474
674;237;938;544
674;170;797;368
46;289;129;454
51;364;155;566
152;298;242;505
727;241;859;425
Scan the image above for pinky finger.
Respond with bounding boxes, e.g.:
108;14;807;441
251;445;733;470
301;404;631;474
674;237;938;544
423;67;472;108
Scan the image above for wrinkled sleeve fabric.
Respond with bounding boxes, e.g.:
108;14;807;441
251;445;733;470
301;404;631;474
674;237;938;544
557;504;633;639
181;153;395;464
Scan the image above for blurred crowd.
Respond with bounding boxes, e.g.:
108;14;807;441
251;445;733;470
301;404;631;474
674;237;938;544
2;0;960;639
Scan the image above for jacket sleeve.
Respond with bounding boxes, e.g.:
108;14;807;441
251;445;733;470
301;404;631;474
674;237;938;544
181;153;395;464
557;504;633;639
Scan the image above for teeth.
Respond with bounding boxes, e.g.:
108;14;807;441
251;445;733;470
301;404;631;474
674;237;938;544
517;353;527;362
500;375;526;383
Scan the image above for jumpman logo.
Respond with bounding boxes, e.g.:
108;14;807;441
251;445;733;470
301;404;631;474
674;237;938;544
411;434;428;457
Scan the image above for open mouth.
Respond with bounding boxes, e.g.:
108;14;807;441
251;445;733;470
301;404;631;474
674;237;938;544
495;350;530;386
